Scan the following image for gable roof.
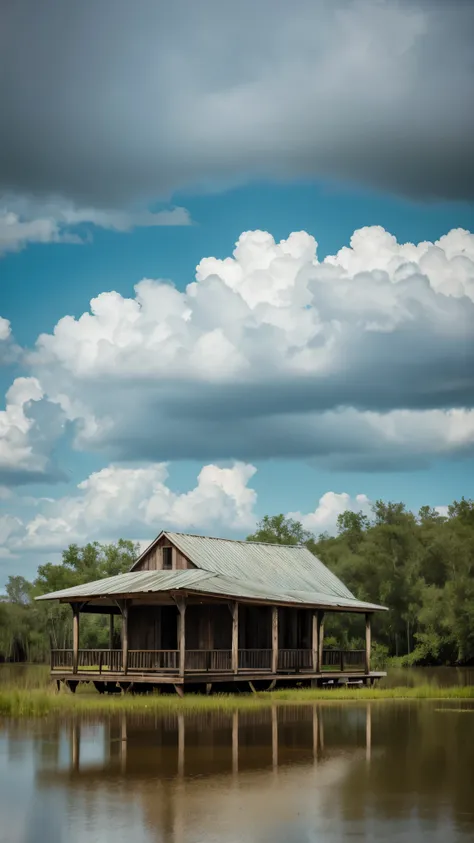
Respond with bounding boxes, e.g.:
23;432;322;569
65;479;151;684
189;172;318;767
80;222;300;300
140;531;354;600
37;530;386;612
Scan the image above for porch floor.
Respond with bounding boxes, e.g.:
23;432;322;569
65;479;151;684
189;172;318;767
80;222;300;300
51;668;386;687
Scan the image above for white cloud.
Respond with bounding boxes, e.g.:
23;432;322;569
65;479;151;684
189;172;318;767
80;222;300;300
2;458;374;565
0;317;11;341
0;377;64;484
0;203;191;256
6;461;257;553
16;224;474;474
289;492;373;535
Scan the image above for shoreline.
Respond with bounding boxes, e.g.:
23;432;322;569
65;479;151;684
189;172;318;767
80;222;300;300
1;684;473;717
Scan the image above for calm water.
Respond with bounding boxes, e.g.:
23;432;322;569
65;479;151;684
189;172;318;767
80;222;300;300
1;701;473;843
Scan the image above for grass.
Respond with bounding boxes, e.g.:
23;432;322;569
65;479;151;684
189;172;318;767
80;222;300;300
0;684;473;718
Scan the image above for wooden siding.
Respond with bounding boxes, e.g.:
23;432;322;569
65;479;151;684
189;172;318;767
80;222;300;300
129;605;178;649
133;535;197;572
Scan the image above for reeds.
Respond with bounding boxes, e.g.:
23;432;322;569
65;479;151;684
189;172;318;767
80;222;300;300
0;684;473;718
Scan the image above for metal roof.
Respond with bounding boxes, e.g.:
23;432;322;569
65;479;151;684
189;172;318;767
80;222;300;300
37;567;386;612
134;531;355;601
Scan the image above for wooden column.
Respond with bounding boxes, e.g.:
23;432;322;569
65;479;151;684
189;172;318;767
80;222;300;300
271;606;279;674
72;603;80;674
312;611;319;672
317;611;325;673
109;614;114;650
365;612;372;675
122;601;129;674
231;602;239;674
177;598;187;678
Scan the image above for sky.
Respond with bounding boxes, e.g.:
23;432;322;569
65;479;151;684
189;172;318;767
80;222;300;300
0;0;473;586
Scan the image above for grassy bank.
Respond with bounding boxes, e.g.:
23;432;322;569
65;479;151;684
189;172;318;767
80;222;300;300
1;684;473;718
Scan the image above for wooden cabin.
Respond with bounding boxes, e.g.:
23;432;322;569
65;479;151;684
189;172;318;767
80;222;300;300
37;531;387;693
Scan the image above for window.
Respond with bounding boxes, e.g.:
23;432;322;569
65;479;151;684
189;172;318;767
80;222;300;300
162;546;173;570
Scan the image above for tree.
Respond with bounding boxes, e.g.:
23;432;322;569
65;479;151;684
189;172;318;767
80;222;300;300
247;514;312;546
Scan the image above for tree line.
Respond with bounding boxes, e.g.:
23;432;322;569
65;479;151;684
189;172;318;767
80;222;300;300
1;498;473;666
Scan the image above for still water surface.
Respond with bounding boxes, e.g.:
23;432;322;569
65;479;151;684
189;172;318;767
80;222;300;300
1;699;473;843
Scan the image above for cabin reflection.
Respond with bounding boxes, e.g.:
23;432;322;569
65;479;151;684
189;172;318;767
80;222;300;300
33;707;374;843
41;704;373;781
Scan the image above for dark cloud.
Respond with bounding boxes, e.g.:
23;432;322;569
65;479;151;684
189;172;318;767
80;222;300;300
1;0;473;207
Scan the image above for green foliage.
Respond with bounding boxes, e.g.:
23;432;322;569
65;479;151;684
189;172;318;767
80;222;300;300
0;539;138;663
247;514;313;546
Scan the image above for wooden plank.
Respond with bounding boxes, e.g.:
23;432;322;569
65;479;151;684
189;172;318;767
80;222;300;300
271;606;279;674
365;612;372;674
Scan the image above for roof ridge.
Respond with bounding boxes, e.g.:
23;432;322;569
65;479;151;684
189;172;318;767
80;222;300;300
166;530;307;548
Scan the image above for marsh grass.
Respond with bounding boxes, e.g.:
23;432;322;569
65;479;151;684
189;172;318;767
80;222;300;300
1;683;473;718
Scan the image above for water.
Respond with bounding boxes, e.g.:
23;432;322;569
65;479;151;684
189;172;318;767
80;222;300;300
1;701;473;843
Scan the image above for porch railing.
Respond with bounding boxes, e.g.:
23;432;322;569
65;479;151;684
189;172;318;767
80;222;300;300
278;648;312;671
128;650;179;672
322;648;366;672
50;647;368;675
238;649;272;670
185;650;232;671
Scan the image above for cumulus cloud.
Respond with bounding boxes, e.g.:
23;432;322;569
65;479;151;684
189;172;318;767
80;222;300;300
2;460;375;567
0;0;473;212
15;224;473;475
0;203;191;256
6;462;258;554
289;493;373;534
0;378;65;486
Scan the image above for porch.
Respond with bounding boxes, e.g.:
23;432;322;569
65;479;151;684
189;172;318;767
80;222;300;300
50;598;384;689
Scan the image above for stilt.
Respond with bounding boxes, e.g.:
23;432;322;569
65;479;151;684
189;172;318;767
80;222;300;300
174;683;184;698
205;683;212;695
248;681;257;694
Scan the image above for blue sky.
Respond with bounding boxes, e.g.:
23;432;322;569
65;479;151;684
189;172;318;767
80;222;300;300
1;0;473;585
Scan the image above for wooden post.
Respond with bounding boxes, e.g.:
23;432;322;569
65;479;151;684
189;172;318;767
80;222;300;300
231;602;239;674
109;613;114;650
177;598;187;678
365;612;372;675
312;611;319;672
122;601;129;674
318;611;325;673
271;606;279;674
72;603;80;674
